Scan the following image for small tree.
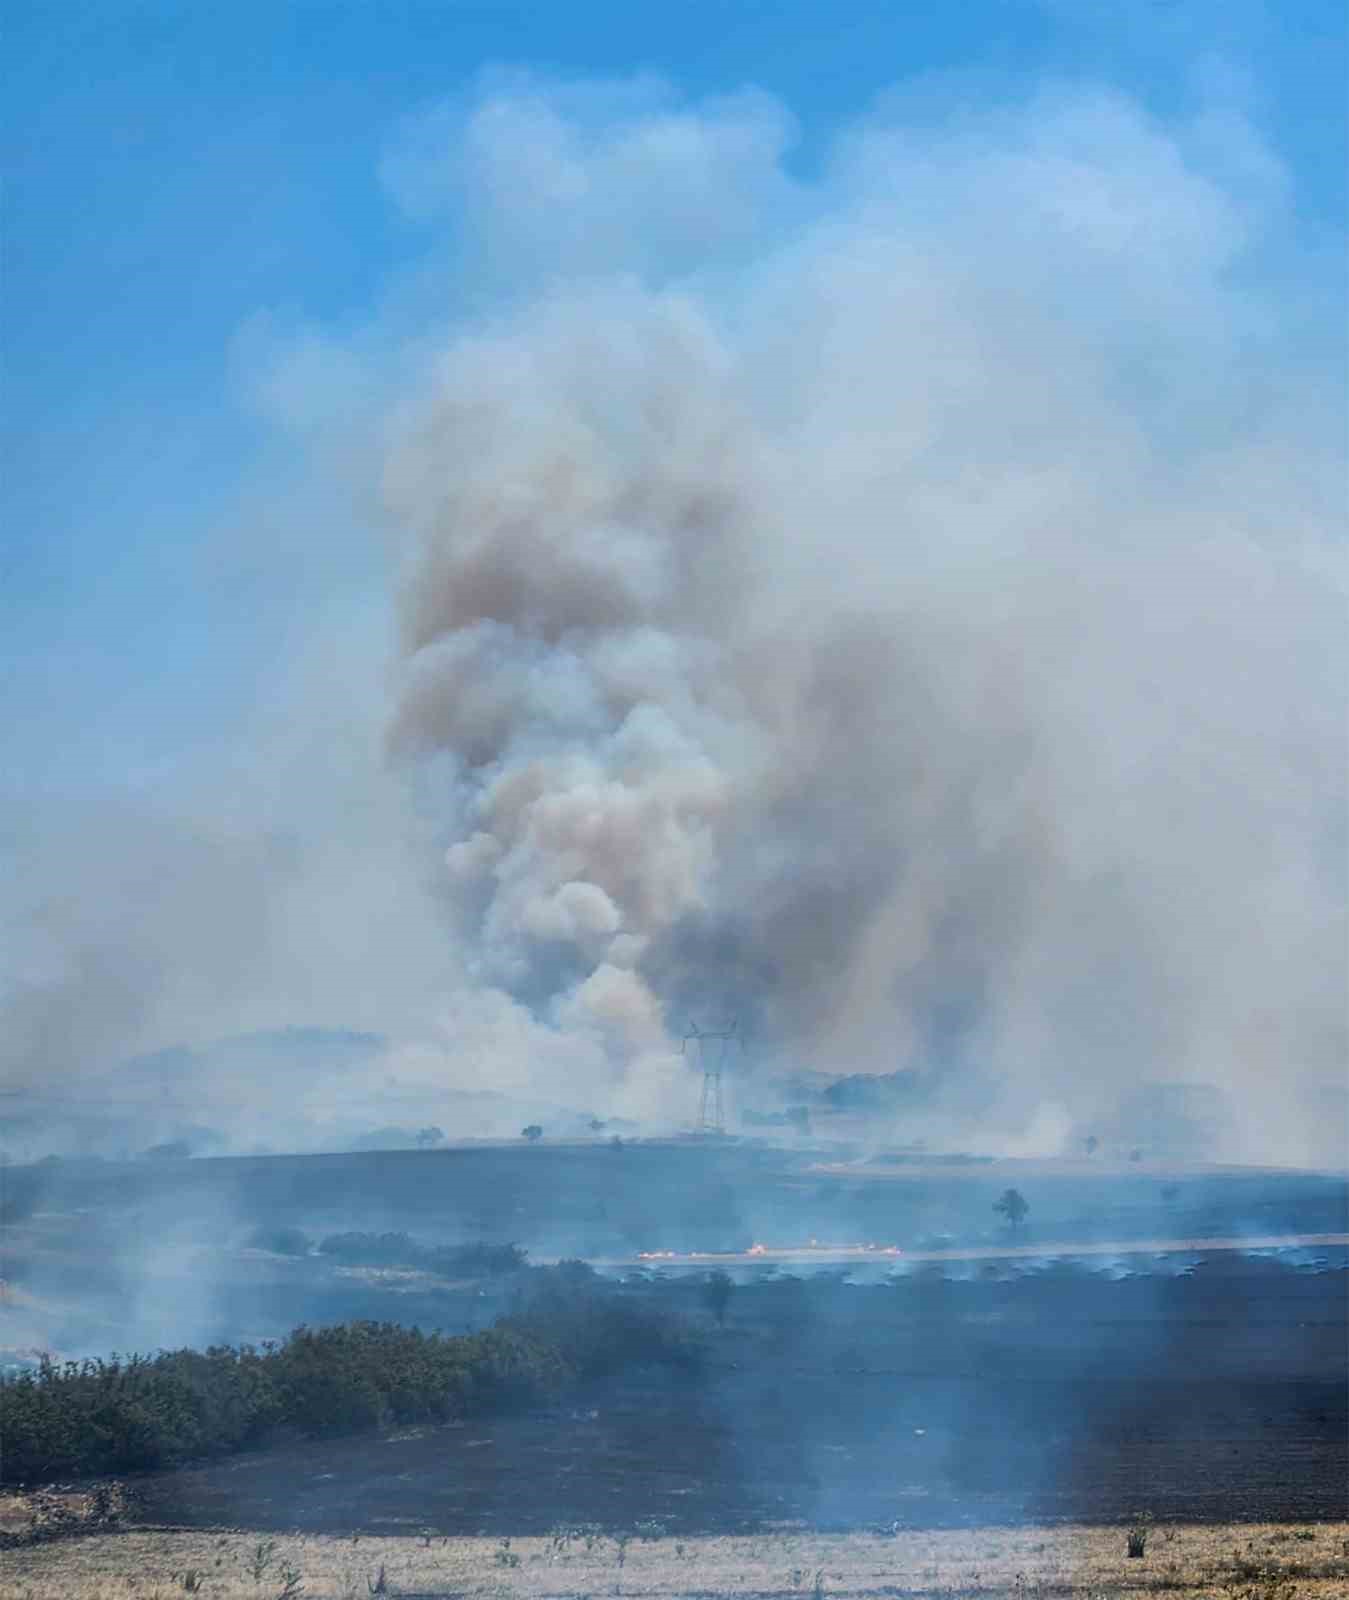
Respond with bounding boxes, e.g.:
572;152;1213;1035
522;1124;543;1143
1127;1510;1153;1558
993;1187;1029;1231
1083;1134;1098;1157
416;1126;445;1148
142;1140;192;1161
245;1225;311;1256
701;1268;734;1327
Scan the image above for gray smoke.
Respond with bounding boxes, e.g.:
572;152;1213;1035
4;75;1343;1165
368;77;1345;1159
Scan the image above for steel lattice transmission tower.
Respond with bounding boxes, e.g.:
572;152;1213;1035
682;1020;742;1136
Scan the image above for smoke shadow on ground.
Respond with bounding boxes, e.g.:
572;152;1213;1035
111;1255;1349;1535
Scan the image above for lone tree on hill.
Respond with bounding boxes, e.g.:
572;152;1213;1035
521;1124;543;1143
993;1187;1029;1231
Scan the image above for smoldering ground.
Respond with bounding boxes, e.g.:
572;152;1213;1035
4;1132;1345;1527
3;71;1346;1165
4;1132;1344;1357
17;1235;1344;1530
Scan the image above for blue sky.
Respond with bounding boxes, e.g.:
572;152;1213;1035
4;1;1345;796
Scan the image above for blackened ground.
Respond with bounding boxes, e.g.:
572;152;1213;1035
135;1256;1347;1534
131;1376;1347;1534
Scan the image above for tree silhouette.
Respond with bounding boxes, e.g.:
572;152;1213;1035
701;1269;734;1326
521;1124;543;1143
993;1187;1029;1231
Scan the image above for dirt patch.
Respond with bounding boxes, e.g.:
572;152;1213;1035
0;1482;137;1544
5;1522;1349;1598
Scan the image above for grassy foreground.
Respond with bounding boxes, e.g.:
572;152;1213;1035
3;1522;1347;1598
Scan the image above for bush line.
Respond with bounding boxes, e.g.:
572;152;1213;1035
314;1232;528;1275
0;1265;699;1486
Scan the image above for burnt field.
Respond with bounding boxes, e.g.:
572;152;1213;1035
3;1142;1346;1539
4;1136;1346;1265
2;1132;1349;1356
6;1139;1349;1241
98;1254;1349;1534
2;1138;1346;1361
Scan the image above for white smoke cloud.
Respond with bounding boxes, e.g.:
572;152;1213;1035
5;70;1343;1165
363;74;1345;1161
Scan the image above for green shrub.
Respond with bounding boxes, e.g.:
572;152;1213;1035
701;1269;734;1326
245;1226;312;1256
317;1231;421;1265
510;1268;703;1379
428;1241;528;1277
0;1268;695;1485
316;1232;527;1276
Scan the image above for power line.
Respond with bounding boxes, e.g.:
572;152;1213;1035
681;1019;741;1137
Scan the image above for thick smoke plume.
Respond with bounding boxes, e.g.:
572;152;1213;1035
4;75;1344;1164
367;78;1346;1159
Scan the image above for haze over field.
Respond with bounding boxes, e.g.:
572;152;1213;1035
3;38;1345;1164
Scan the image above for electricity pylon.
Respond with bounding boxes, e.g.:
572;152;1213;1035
682;1019;741;1136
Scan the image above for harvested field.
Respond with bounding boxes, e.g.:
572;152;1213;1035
5;1522;1349;1598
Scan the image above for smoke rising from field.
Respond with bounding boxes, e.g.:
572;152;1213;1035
363;77;1346;1159
2;74;1344;1164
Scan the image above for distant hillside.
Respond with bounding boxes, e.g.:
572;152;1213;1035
0;1028;394;1161
124;1026;387;1084
1;1026;604;1161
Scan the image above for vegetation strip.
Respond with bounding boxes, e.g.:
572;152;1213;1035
0;1266;699;1486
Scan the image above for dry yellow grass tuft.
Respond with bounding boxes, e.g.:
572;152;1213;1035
3;1521;1347;1598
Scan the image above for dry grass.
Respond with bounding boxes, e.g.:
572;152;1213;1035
3;1522;1348;1599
